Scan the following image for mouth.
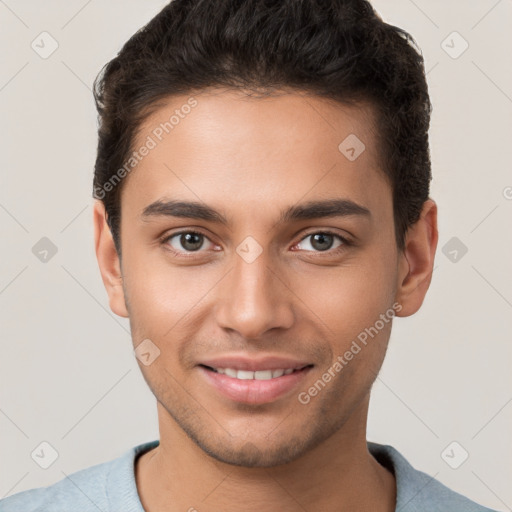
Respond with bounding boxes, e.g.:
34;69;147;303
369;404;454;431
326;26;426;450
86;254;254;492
199;364;312;380
197;363;314;404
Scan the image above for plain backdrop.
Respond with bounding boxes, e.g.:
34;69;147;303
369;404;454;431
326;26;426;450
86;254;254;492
1;1;511;510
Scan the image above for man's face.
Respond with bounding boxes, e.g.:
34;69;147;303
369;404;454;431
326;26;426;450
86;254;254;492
108;89;405;466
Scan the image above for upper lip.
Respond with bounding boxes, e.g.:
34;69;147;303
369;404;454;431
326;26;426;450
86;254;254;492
198;354;312;372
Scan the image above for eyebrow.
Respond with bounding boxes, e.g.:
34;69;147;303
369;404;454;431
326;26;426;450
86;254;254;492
140;198;371;226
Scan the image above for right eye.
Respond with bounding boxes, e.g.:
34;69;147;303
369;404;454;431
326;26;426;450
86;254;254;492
160;230;217;256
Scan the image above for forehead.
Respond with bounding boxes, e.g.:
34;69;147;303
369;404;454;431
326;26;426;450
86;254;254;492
121;89;390;225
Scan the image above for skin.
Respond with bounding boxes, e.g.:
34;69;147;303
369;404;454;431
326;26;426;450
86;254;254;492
93;88;438;512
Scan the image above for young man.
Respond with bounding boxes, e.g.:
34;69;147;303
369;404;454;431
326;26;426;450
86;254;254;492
0;1;497;511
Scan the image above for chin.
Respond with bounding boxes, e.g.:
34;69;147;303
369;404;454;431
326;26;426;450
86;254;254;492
197;439;308;468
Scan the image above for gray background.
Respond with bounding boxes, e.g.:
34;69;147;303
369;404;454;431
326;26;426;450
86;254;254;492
1;0;511;510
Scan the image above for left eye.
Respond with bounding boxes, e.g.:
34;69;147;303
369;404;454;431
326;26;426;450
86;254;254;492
295;232;346;252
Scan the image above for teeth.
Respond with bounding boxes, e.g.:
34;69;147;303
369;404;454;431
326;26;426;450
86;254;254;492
236;370;254;380
255;370;272;380
212;368;298;380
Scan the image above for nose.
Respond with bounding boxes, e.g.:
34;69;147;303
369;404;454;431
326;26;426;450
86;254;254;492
214;248;295;340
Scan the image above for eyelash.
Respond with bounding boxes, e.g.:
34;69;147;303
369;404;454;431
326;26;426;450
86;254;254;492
159;229;353;258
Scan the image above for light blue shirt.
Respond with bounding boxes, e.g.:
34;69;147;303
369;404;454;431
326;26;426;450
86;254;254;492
0;440;497;511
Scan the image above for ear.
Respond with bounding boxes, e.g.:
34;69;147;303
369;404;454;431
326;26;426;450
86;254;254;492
395;199;438;317
93;200;129;318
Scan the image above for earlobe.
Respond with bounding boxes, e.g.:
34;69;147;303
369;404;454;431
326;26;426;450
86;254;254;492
93;200;129;318
395;199;438;317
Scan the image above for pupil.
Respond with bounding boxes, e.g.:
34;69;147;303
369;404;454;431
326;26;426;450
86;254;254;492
181;233;202;251
311;233;333;251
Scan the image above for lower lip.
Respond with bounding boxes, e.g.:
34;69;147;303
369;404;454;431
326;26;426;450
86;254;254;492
198;365;313;405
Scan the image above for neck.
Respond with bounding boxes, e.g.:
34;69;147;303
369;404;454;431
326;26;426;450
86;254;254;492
135;397;396;512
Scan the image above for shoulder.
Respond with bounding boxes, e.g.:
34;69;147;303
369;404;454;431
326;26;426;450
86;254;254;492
0;460;110;512
368;441;498;512
0;441;158;512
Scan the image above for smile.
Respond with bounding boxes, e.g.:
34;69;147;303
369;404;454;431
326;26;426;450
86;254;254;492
203;366;307;380
198;363;314;404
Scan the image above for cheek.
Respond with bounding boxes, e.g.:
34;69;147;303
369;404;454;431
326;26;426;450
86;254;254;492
122;251;222;338
291;257;394;337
